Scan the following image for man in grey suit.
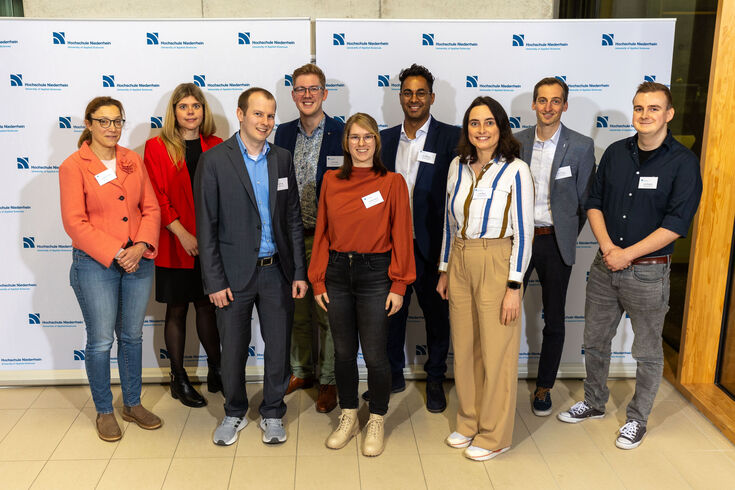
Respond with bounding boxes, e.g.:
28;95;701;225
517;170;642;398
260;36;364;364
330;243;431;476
515;77;596;417
195;87;308;446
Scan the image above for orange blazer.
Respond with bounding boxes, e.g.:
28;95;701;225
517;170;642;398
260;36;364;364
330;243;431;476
143;134;222;268
59;142;161;267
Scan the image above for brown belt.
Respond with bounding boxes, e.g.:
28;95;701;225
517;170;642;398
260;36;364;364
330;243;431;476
632;255;670;265
534;226;554;236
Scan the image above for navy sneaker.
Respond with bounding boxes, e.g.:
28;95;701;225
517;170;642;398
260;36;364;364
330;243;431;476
557;400;605;423
532;387;552;417
616;420;646;449
426;380;446;413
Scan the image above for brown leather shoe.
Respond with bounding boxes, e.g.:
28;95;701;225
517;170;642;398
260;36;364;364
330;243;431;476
122;404;162;430
285;374;314;395
96;412;122;442
316;384;338;413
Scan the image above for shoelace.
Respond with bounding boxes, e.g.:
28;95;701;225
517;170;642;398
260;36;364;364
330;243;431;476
619;421;639;440
336;413;354;433
535;388;550;400
366;418;383;438
569;401;590;415
264;418;283;430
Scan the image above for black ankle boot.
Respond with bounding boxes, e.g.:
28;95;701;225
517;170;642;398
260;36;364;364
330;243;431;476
207;363;223;394
170;371;207;407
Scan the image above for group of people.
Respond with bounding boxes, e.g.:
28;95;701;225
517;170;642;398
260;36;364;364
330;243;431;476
58;62;702;460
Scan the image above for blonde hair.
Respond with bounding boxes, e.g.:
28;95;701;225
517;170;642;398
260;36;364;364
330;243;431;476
161;83;216;169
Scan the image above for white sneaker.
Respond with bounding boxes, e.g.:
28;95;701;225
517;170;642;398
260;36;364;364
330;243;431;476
445;431;472;448
463;445;510;461
260;417;287;444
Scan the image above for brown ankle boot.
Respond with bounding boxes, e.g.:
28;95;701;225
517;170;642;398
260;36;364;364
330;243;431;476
122;405;162;430
96;412;122;442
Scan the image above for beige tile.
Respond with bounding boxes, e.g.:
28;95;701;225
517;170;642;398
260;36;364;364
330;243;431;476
420;453;491;489
139;383;185;411
30;459;107;490
523;410;599;455
603;449;690;489
0;387;43;409
174;406;238;458
408;404;456;455
235;389;299;457
543;451;624;489
112;407;189;459
681;404;735;450
294;454;360;490
0;408;79;460
82;385;127;409
0;409;25;442
359;451;426;490
230;456;295;489
31;386;90;409
580;411;628;452
0;461;45;489
643;401;721;452
51;408;124;460
485;450;558;489
162;457;233;490
97;458;170;490
663;450;735;490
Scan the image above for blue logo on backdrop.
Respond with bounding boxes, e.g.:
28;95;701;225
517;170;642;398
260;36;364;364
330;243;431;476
103;74;160;92
466;75;478;88
29;313;40;324
22;236;35;248
512;34;524;46
102;75;115;87
237;31;295;49
601;32;658;50
513;32;568;51
11;73;69;90
53;32;66;44
28;311;82;328
150;116;163;129
147;31;204;49
596;114;634;133
1;355;43;366
0;38;19;49
248;346;256;356
560;75;610;93
415;344;427;356
644;75;656;82
52;31;110;49
22;234;70;252
422;33;434;46
377;75;390;87
509;117;522;129
238;32;251;45
247;345;264;361
465;75;521;93
602;33;614;46
146;32;159;45
325;81;345;93
555;75;567;82
17;157;29;169
74;349;85;361
422;32;477;51
58;116;71;129
193;75;206;87
0;281;36;291
596;116;609;128
193;74;249;92
577;240;596;250
333;32;388;50
10;74;22;86
159;348;170;359
16;156;59;174
0;120;25;133
284;74;293;87
334;116;346;123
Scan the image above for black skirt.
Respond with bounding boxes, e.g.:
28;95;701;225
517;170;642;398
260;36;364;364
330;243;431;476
155;257;207;304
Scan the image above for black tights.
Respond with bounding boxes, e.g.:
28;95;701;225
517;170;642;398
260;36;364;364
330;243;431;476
164;298;220;375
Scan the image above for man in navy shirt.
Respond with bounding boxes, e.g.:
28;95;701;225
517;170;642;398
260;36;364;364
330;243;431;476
557;82;702;450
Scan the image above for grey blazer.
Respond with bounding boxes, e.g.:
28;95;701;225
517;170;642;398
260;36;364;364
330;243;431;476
516;123;596;266
194;133;306;294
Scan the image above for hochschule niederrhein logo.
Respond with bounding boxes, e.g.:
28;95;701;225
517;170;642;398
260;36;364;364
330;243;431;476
557;74;610;93
150;116;163;129
10;73;68;91
644;75;656;82
596;114;634;133
58;116;84;133
28;312;83;328
146;31;204;49
52;30;110;49
377;75;390;87
237;31;295;49
102;74;159;92
512;32;568;51
22;234;71;252
421;32;477;51
193;74;249;92
601;32;658;50
465;75;521;93
16;157;59;174
284;75;293;87
332;32;388;51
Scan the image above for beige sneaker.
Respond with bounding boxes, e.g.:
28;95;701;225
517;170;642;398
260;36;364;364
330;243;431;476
326;408;359;449
122;404;162;430
362;413;385;457
96;412;122;442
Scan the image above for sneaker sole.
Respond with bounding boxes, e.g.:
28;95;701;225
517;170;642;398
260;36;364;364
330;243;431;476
213;419;248;446
446;438;472;449
615;435;645;450
465;446;510;461
532;407;553;417
260;421;287;444
557;412;604;424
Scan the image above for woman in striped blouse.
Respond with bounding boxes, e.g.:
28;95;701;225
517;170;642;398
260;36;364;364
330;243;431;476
436;96;534;461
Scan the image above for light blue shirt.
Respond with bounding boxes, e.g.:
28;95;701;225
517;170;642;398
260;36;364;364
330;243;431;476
237;134;276;257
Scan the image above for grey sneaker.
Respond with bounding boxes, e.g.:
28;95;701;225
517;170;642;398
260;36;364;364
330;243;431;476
213;416;247;446
260;417;287;444
616;420;646;449
557;400;605;423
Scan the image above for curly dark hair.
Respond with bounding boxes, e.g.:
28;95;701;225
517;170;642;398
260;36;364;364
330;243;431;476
456;96;520;164
399;64;435;92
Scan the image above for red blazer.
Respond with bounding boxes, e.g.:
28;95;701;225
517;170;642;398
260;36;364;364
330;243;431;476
144;134;222;268
59;142;160;267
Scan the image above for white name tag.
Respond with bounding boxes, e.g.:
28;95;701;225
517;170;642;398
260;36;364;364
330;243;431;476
362;190;384;208
94;168;116;186
277;177;288;191
418;151;436;164
326;155;343;168
638;176;658;189
472;187;492;200
555;166;572;180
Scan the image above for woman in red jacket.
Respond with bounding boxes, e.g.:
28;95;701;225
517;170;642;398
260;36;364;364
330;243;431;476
144;83;223;407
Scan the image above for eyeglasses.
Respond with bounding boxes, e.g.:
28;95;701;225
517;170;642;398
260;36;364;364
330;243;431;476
90;117;125;129
401;89;430;99
293;86;324;96
348;134;375;144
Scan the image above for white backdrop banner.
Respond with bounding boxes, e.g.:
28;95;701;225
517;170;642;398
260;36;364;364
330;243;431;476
0;18;311;382
315;18;676;377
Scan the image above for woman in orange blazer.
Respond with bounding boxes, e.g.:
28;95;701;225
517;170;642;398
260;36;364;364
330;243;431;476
144;83;223;407
60;96;161;442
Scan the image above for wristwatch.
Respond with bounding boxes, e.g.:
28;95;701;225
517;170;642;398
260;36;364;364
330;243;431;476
507;281;522;290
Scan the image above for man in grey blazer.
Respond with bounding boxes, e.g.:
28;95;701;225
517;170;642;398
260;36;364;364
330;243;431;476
515;77;596;417
195;87;308;446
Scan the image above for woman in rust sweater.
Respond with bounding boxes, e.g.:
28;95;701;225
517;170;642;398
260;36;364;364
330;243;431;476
309;113;415;457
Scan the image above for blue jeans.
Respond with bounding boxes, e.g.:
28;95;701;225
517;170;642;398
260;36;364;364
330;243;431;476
70;248;154;414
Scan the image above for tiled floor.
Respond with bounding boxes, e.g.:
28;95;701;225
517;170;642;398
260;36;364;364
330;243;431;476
1;378;734;489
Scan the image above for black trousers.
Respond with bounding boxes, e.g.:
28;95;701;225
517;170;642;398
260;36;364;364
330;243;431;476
326;251;392;415
387;243;450;382
217;262;293;418
523;233;573;389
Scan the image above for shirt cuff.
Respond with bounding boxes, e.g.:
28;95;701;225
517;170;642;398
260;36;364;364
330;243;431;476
390;282;407;296
438;262;448;273
508;270;524;283
312;282;326;296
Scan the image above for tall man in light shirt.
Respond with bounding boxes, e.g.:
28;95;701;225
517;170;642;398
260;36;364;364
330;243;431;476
365;64;460;412
274;64;344;413
515;77;596;417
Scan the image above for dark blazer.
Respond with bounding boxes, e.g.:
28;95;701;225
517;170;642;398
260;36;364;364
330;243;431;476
194;133;306;294
380;117;461;264
274;113;345;202
516;123;596;266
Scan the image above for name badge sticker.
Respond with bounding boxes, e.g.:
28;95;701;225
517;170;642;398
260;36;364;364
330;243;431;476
277;177;288;191
418;151;436;164
555;166;572;180
94;168;116;186
362;190;384;209
472;187;492;200
326;156;343;168
638;176;658;190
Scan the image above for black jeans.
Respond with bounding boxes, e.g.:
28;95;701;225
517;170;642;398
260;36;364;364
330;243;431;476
523;233;573;389
326;250;392;415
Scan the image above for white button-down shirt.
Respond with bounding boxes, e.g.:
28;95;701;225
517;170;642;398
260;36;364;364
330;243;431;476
529;125;561;227
395;116;431;215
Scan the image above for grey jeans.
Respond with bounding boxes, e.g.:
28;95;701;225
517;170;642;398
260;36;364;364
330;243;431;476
583;251;670;426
